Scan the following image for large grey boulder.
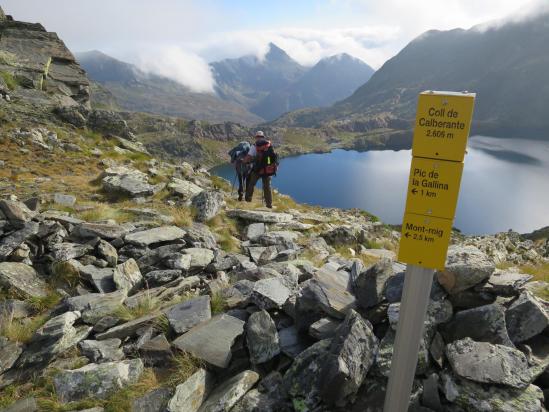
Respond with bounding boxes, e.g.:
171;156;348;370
102;172;158;198
125;226;186;247
167;369;213;412
168;178;203;200
0;337;23;374
246;223;266;241
250;277;291;310
16;311;92;368
132;387;172;412
113;258;143;294
88;110;133;138
79;265;116;293
65;290;127;324
197;370;259;412
441;372;544;412
139;334;173;366
144;269;182;286
441;303;514;347
298;263;356;322
0;200;36;228
163;295;211;335
506;291;549;343
79;338;124;363
246;310;280;364
95;312;163;340
354;258;393;309
309;317;341;340
0;221;39;259
172;314;245;368
182;248;214;270
191;190;224;222
54;359;144;402
482;269;532;296
320;309;379;407
75;222;131;240
437;245;495;294
50;242;93;261
97;240;118;267
0;262;47;298
446;338;532;388
227;209;293;223
283;339;331;410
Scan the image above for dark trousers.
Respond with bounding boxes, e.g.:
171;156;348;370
245;171;272;208
237;171;247;200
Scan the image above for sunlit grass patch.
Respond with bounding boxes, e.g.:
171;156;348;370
165;352;203;388
210;292;228;315
0;312;48;343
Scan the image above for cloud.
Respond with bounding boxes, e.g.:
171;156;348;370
135;46;216;93
191;26;400;69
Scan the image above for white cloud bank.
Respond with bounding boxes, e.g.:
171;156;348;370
136;46;216;94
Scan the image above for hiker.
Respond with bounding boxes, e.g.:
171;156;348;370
244;130;278;208
228;141;251;201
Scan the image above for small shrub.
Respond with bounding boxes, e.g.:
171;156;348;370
210;292;227;315
51;261;80;289
0;312;48;343
165;352;203;388
26;291;62;312
113;295;159;321
0;71;17;90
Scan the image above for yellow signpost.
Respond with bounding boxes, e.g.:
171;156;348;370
397;213;453;269
412;91;476;162
404;157;464;219
385;91;476;412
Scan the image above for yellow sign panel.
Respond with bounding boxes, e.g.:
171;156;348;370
398;213;453;270
404;157;464;219
412;91;476;162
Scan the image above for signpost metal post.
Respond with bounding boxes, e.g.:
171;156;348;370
383;91;476;412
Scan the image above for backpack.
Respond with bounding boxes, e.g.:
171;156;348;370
228;141;251;163
254;139;279;176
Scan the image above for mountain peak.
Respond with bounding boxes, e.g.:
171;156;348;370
265;42;293;62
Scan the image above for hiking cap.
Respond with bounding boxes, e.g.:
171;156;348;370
255;130;265;137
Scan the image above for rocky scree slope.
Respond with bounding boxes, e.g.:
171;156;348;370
0;112;548;411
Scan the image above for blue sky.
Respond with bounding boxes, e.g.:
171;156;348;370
2;0;545;91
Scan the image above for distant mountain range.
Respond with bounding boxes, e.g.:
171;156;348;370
76;50;262;125
274;11;549;139
212;43;374;120
77;44;374;124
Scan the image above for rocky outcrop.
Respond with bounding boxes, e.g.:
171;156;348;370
0;12;89;106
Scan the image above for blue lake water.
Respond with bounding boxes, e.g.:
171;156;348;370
211;136;549;235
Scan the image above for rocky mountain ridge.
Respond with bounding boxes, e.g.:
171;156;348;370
274;9;549;142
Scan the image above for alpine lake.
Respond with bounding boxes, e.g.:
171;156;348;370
211;136;549;235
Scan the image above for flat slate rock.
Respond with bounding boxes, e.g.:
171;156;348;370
125;226;186;247
54;359;144;402
251;277;291;310
0;337;23;374
446;338;531;388
172;314;245;368
65;290;127;324
96;312;163;340
0;221;39;258
75;222;131;239
307;264;356;319
163;295;211;335
227;209;293;223
167;369;213;412
79;265;116;294
197;370;259;412
132;387;172;412
0;262;47;298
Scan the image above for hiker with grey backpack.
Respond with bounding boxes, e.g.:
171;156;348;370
228;141;252;201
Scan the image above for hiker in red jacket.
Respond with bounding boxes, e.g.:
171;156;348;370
244;131;278;209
